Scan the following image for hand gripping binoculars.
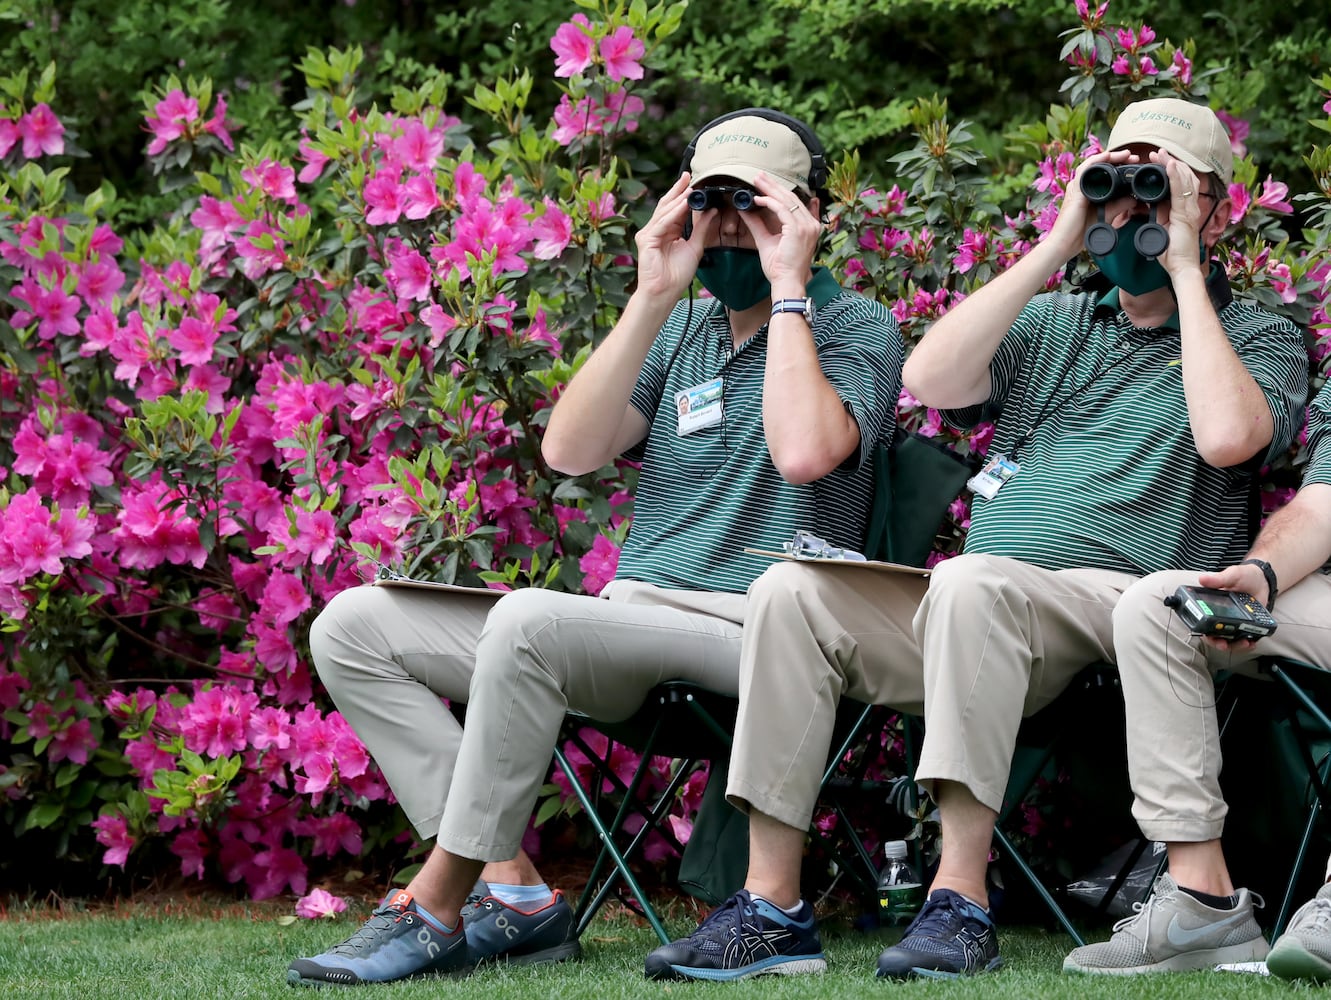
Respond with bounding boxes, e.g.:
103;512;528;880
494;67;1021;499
687;185;758;212
1080;162;1171;260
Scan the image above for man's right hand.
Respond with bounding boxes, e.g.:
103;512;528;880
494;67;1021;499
633;172;711;301
1044;149;1133;259
1195;562;1271;652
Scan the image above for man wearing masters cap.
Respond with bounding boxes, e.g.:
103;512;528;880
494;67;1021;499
641;96;1306;982
286;108;901;985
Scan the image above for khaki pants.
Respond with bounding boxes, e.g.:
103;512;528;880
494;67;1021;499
309;580;745;860
728;554;1137;828
1115;570;1331;842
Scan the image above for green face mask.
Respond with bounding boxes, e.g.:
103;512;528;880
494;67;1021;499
696;247;771;311
1090;218;1171;296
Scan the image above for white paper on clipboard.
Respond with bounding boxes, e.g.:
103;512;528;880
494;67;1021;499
743;548;932;576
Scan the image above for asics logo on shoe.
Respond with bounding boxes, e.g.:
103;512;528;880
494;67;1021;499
1166;911;1248;948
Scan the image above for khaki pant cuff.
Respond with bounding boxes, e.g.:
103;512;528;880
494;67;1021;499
915;760;1006;814
434;830;521;864
1135;819;1226;843
725;778;815;832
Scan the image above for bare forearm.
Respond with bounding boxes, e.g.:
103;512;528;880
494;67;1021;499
904;237;1069;408
542;291;671;474
1172;268;1274;467
1248;484;1331;594
762;315;860;483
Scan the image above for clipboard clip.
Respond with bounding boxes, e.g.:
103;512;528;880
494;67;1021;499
782;530;867;562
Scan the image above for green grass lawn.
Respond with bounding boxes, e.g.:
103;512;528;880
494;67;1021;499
0;893;1298;1000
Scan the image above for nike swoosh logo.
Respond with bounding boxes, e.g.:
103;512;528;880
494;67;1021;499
1166;911;1247;948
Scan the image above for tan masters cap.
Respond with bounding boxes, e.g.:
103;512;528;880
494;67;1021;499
689;113;814;196
1108;98;1234;186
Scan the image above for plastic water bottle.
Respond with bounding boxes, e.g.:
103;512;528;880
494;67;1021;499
878;840;924;925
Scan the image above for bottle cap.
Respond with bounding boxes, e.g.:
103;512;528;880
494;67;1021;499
884;839;908;859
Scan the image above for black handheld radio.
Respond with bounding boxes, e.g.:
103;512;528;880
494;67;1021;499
1164;586;1278;639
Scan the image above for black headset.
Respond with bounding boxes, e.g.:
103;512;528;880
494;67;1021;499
679;107;830;210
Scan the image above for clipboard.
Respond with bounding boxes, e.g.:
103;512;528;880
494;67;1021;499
371;568;499;596
744;548;931;576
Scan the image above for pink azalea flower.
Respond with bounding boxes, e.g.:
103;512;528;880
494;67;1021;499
145;90;199;155
171;829;211;880
289;508;339;565
241;159;297;203
92;812;135;867
531;199;573;260
1171;50;1193;86
402;174;440;220
307;813;363;858
386;245;433;302
1215;110;1249;158
295;887;348;918
363;171;405;226
392;120;444;173
48;717;96;765
551;14;595;77
261;571;312;625
168;316;221;366
203;94;235;151
579;533;620;596
1255;176;1294;214
249;846;308;900
19;104;65;159
296;135;331;184
0;117;18;158
599;27;645;81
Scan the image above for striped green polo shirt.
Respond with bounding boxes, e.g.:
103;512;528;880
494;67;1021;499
945;267;1308;574
1302;380;1331;488
616;268;902;592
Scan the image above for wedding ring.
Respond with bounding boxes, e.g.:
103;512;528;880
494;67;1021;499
790;202;801;211
1181;189;1194;196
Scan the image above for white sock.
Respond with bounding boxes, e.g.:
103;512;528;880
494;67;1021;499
749;892;804;916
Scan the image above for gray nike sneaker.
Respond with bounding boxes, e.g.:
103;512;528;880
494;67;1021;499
1062;873;1268;974
1267;881;1331;983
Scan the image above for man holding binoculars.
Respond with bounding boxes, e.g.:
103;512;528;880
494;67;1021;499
290;108;900;986
685;96;1305;982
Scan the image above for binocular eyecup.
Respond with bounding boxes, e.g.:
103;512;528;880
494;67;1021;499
1080;163;1170;205
1080;163;1171;261
687;186;757;213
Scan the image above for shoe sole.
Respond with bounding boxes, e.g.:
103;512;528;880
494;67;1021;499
877;957;1003;980
475;940;582;968
1267;940;1331;983
1062;939;1268;975
286;962;473;987
649;955;827;981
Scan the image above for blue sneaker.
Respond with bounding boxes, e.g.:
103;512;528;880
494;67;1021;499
287;889;469;986
466;889;581;966
644;889;826;981
876;888;1003;979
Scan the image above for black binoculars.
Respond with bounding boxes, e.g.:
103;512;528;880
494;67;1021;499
1080;163;1171;260
1080;163;1170;205
687;186;757;212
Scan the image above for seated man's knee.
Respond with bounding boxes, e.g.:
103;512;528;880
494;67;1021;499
747;560;815;612
476;588;570;657
308;586;386;682
927;552;1009;601
1113;570;1189;630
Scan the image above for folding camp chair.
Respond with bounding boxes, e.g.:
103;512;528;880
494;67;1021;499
553;681;737;945
1252;656;1331;937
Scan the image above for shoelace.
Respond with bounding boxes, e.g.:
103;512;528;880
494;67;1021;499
1291;896;1331;933
692;892;759;940
328;902;410;956
1111;885;1265;939
901;892;975;940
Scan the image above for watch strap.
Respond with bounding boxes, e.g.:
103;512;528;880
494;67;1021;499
1240;558;1278;610
771;297;814;320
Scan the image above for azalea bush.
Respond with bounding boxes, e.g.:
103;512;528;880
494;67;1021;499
0;0;1329;904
